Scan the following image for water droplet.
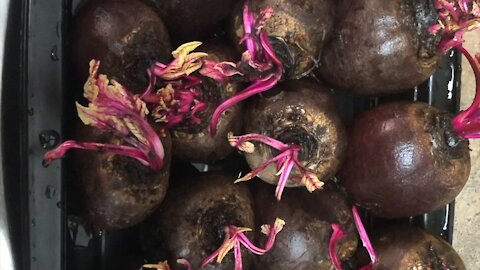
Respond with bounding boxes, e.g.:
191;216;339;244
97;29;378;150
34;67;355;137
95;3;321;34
50;45;59;61
32;256;37;262
45;185;56;199
31;219;36;227
56;201;66;210
42;159;49;168
38;130;60;150
27;108;34;116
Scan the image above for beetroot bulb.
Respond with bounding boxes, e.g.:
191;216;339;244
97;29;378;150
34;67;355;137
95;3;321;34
229;0;334;79
252;181;358;270
370;226;466;269
228;79;346;200
319;0;480;95
140;172;285;270
72;0;171;93
339;5;480;216
340;101;471;218
199;1;333;135
340;40;480;219
44;61;171;229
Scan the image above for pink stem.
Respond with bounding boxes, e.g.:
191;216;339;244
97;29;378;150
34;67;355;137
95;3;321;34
234;242;243;270
176;259;191;270
140;69;157;100
43;140;150;168
243;3;257;60
352;206;376;264
274;159;295;200
329;224;346;270
452;46;480;139
232;133;289;150
209;75;279;135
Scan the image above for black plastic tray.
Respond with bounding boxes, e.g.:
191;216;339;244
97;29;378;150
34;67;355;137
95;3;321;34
1;0;462;269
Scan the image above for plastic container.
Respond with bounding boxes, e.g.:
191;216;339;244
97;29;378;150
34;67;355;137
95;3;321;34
1;0;462;269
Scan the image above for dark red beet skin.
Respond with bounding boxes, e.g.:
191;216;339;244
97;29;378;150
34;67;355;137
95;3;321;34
72;0;171;93
371;226;466;269
319;0;441;95
252;182;358;270
341;102;470;218
141;172;255;270
143;0;238;42
70;123;172;230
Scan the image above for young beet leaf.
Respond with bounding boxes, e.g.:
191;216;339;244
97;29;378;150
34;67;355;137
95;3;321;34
141;42;208;129
201;218;285;270
44;60;165;171
228;133;324;200
200;4;283;135
429;0;480;52
142;259;191;270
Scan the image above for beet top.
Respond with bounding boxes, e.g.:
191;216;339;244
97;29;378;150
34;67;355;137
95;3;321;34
341;101;470;218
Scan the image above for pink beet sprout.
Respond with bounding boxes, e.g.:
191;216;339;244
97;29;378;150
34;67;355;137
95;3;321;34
430;0;480;52
43;60;165;171
141;42;208;129
200;4;284;135
352;206;377;269
329;224;347;270
201;218;285;270
452;46;480;138
228;133;324;200
142;259;192;270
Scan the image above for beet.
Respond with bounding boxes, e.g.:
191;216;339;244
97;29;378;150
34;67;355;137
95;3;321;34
371;226;466;269
72;0;171;92
71;124;172;230
319;0;441;95
141;172;255;270
230;0;334;79
243;79;346;190
44;60;171;230
170;44;243;163
252;182;358;270
143;0;237;42
341;102;470;218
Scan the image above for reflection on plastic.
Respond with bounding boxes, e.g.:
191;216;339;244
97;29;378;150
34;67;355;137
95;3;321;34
1;0;15;269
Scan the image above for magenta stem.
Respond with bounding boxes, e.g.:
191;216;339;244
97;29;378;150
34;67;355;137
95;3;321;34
234;242;243;270
43;140;150;167
233;133;289;150
209;75;279;135
452;46;480;138
329;224;346;270
352;206;376;264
